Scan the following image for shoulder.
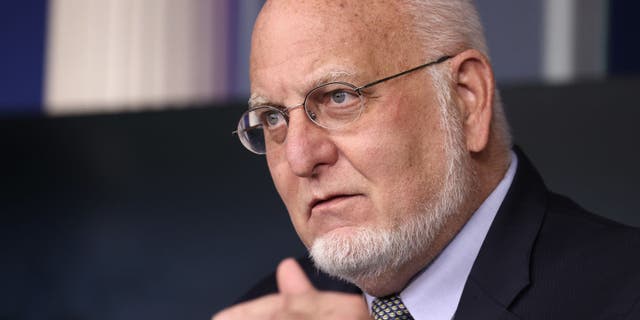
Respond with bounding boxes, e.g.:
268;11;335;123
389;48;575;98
540;192;640;259
522;192;640;317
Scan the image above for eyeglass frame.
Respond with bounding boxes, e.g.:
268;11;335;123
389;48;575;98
235;54;453;154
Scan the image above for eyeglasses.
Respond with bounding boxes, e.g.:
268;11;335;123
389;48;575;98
235;55;452;154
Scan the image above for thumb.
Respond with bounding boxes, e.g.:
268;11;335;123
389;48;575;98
276;258;316;294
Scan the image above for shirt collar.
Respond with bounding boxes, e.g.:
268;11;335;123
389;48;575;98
365;151;518;320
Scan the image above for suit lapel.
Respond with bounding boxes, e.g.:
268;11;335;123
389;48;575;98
454;280;522;320
455;148;548;319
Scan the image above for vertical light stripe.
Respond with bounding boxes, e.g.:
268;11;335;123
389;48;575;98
543;0;576;83
127;0;152;106
192;0;217;102
45;0;226;115
45;0;93;110
211;0;230;100
104;0;133;109
136;0;170;106
574;0;609;80
163;1;194;103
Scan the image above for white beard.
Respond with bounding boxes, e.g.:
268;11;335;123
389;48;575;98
309;71;475;285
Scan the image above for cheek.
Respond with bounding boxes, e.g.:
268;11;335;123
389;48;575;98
342;92;448;222
359;141;447;228
266;152;312;244
355;92;444;175
267;151;296;207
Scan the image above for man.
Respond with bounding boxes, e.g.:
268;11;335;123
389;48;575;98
215;0;640;319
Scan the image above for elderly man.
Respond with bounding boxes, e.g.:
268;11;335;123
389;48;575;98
215;0;640;319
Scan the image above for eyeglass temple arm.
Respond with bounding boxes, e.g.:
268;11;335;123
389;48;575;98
355;55;452;92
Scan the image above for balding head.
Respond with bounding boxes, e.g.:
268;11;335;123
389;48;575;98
251;0;423;85
251;0;510;148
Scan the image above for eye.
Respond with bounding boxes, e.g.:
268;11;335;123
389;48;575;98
260;109;286;128
309;84;360;110
305;83;363;127
331;91;348;104
326;89;358;107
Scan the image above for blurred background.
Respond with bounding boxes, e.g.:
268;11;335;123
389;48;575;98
1;0;639;319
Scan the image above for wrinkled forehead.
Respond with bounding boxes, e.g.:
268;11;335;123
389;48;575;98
254;0;408;37
250;0;419;80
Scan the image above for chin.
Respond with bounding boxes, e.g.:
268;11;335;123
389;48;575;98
309;225;390;283
308;216;434;285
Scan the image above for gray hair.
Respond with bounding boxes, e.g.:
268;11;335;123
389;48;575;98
401;0;512;149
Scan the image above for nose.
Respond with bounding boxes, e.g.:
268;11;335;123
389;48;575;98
283;108;338;177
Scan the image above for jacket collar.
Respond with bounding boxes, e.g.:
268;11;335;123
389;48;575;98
455;147;548;319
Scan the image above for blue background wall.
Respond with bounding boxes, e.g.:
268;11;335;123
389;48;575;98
0;1;47;113
2;79;640;319
609;1;640;75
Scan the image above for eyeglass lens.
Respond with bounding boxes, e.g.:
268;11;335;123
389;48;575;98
237;82;364;154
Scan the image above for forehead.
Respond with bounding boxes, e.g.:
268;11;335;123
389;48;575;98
250;0;419;101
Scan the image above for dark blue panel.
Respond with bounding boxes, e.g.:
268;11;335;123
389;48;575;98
2;83;640;318
0;1;47;114
608;1;640;75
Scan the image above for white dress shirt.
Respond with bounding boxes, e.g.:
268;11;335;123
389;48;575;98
365;152;518;320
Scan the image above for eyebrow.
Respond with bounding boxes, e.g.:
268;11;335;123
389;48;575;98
247;69;357;110
248;93;270;109
310;70;355;88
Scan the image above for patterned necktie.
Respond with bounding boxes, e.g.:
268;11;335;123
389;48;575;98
371;294;415;320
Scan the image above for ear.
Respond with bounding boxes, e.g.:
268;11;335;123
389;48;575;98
450;49;495;153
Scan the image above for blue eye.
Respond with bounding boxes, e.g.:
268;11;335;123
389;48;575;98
266;112;279;125
304;82;363;128
331;91;347;104
261;109;285;128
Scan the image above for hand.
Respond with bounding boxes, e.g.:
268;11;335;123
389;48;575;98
212;258;371;320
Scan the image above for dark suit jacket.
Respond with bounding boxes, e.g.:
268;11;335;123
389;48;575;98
240;149;640;319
